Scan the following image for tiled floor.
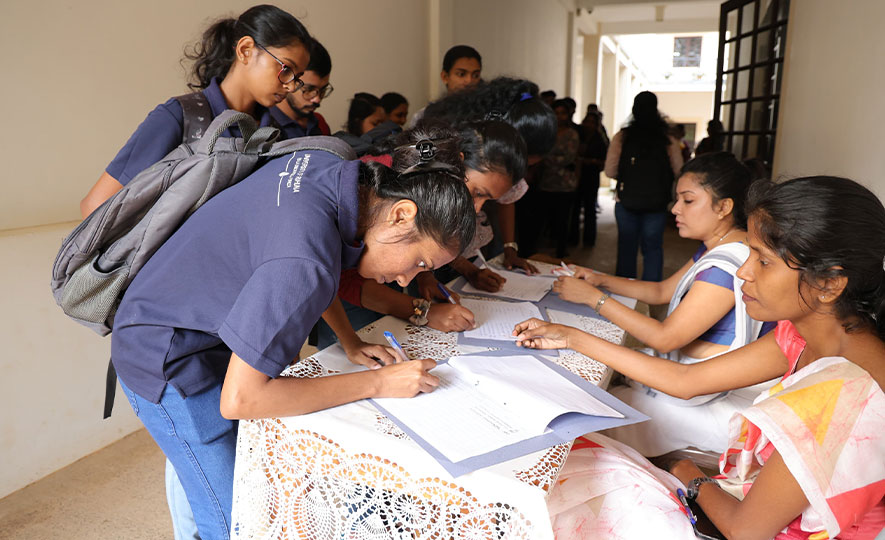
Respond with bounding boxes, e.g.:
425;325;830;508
0;189;697;539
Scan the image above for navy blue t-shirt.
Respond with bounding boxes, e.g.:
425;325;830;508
106;77;276;186
111;150;365;403
269;106;325;139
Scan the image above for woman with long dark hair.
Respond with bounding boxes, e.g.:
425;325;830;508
515;176;885;539
604;91;683;281
79;5;311;218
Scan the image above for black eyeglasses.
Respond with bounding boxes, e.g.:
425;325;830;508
255;43;304;89
300;83;334;100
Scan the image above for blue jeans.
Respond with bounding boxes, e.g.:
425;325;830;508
119;379;237;540
614;203;668;282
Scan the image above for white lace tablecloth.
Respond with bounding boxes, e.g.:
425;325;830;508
232;304;625;540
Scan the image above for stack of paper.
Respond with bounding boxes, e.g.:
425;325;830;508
460;268;553;302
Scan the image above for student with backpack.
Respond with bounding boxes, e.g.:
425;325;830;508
604;91;683;281
111;148;475;539
78;5;311;219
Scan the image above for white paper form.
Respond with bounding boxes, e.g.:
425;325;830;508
374;355;623;463
461;268;553;302
461;298;542;341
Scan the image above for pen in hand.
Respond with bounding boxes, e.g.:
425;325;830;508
436;282;458;304
383;331;410;363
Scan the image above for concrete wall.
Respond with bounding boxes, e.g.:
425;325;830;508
446;0;573;97
0;0;430;499
773;0;885;196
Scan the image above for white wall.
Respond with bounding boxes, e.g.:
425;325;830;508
0;0;430;498
773;0;885;196
446;0;573;97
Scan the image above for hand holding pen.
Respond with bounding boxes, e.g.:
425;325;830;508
384;331;411;363
436;282;458;304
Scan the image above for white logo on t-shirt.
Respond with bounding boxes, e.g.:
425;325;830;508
276;152;312;206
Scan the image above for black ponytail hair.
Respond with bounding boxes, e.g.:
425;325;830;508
185;4;311;90
746;176;885;339
357;161;476;254
347;93;383;136
422;76;557;157
386;119;527;186
680;152;753;229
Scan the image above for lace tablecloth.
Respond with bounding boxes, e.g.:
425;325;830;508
232;307;625;540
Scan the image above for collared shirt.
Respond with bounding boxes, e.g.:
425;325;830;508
112;150;364;403
270;107;328;139
106;77;275;186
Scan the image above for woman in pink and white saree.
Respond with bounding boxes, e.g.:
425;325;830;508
516;176;885;539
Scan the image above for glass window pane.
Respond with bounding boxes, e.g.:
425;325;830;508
772;61;783;94
747;135;760;158
722;42;732;71
736;69;750;100
726;9;739;39
760;0;775;26
769;99;780;130
721;73;732;101
753;66;772;96
774;25;787;59
720;104;732;131
741;2;756;34
756;30;773;62
778;0;790;21
728;42;738;70
732;135;745;159
734;102;747;132
749;100;767;131
739;36;753;67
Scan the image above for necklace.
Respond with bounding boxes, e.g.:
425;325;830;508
717;229;736;244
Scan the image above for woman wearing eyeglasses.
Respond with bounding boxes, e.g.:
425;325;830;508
79;4;311;218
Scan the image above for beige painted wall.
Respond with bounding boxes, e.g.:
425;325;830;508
0;0;430;232
447;0;572;95
773;0;885;196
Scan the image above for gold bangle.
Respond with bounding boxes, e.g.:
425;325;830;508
594;293;611;313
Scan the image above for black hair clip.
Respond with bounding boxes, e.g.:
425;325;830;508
414;139;436;163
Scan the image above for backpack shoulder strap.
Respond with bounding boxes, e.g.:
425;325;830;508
262;135;358;161
175;92;212;144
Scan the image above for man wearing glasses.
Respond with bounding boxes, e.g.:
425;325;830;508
273;38;333;137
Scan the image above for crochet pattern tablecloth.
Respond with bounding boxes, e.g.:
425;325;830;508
232;303;625;540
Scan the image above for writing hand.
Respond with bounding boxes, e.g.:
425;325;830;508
427;303;475;332
553;276;603;306
373;358;440;397
468;268;506;292
342;340;398;369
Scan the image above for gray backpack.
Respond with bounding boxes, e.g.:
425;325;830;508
51;109;356;337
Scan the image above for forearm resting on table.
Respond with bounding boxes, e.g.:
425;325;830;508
595;298;684;353
450;256;479;277
592;272;671;306
567;331;780;400
220;352;378;419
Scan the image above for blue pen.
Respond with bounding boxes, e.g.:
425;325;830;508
676;488;697;525
383;331;410;363
436;282;457;304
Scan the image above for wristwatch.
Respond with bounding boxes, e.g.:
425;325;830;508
503;242;518;251
408;298;431;326
686;476;718;500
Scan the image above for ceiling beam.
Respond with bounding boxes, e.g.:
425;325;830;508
598;18;719;35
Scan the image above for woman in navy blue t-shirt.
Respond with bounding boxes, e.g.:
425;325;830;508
79;5;311;218
112;148;476;539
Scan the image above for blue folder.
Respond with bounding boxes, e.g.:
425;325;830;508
369;352;649;478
